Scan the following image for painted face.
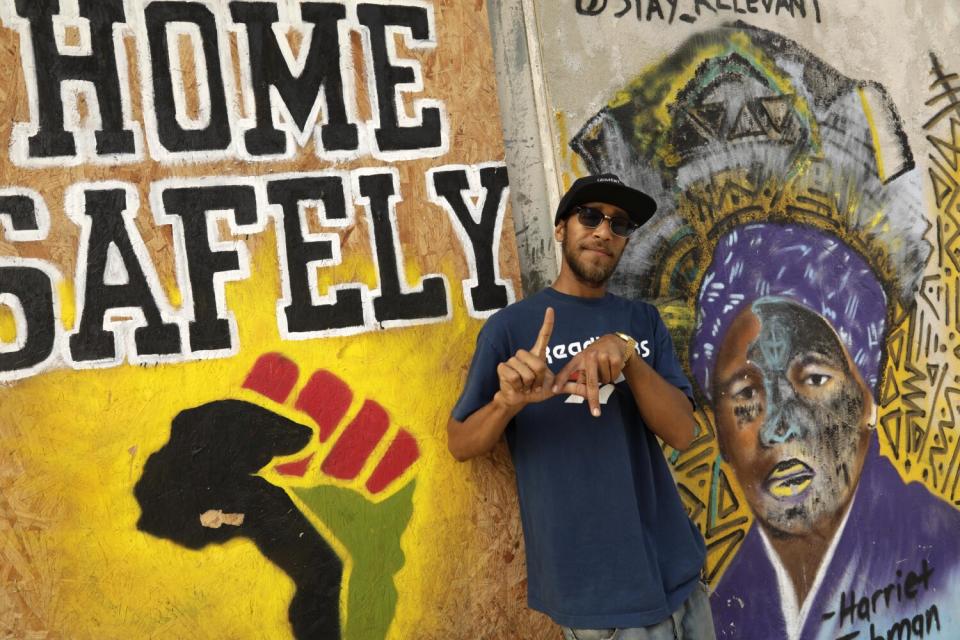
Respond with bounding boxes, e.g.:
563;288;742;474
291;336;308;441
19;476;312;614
556;201;629;285
712;298;872;536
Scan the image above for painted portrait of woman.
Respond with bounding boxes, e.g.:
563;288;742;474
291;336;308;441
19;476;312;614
567;21;960;640
690;224;960;639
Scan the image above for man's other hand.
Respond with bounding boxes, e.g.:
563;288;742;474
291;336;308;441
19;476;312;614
552;333;633;417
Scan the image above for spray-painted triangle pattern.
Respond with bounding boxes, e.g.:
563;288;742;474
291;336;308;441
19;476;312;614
728;102;766;140
758;94;795;132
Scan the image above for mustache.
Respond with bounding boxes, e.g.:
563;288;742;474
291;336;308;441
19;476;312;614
578;242;613;256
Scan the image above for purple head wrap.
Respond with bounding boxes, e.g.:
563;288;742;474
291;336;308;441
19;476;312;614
691;224;887;401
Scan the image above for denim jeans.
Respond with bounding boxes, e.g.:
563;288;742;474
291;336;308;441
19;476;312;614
560;581;717;640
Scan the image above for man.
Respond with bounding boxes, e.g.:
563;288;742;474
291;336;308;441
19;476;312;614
447;174;715;640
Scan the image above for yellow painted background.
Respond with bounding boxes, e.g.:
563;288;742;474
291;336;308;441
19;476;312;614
0;1;548;638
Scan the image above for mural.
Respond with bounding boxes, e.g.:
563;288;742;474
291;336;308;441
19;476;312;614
568;22;960;640
134;354;419;639
0;1;534;638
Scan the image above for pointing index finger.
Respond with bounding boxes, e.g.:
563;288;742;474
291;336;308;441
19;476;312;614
531;307;554;358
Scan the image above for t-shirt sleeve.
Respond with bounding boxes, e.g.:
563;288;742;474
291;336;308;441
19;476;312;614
451;330;506;422
649;306;696;407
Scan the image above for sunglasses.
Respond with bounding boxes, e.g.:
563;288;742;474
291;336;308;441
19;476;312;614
572;206;639;238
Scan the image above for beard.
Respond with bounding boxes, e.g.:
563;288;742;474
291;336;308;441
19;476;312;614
562;233;621;285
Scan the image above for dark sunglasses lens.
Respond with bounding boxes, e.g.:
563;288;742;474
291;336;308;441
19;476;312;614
576;208;604;227
610;219;637;237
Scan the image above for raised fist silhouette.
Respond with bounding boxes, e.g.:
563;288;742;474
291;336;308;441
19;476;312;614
135;399;342;639
135;354;420;640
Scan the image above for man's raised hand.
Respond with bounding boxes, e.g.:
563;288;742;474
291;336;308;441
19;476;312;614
495;307;560;410
530;306;554;360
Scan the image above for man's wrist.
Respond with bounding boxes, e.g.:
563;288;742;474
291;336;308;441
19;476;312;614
492;390;523;415
623;349;653;382
614;332;638;363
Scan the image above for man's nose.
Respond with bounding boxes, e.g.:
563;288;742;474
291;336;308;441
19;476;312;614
591;217;615;239
760;375;804;446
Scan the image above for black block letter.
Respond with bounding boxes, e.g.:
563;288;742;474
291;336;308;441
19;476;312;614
356;171;447;324
229;1;357;156
0;265;57;377
357;3;444;153
267;175;365;335
160;184;259;352
69;187;181;363
13;0;135;158
431;165;512;313
145;2;231;153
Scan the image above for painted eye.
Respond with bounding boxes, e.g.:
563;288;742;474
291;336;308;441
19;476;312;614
804;373;831;387
734;385;758;401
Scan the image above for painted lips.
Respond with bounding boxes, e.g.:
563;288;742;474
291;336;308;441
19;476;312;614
764;459;815;499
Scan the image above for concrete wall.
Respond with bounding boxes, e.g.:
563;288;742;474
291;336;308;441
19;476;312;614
0;1;544;638
495;1;960;638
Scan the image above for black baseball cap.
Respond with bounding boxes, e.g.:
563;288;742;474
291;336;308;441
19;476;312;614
554;173;657;227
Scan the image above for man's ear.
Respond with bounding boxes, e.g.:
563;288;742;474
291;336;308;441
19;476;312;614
554;221;564;242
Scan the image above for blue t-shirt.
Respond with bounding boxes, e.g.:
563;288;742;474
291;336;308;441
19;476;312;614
452;287;706;628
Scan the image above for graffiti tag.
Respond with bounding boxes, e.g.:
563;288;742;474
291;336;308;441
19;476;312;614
575;0;822;24
825;559;941;640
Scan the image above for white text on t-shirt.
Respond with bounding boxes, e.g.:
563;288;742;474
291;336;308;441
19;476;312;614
545;336;651;365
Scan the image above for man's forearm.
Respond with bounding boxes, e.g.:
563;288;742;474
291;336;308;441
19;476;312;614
623;357;697;450
447;393;520;461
